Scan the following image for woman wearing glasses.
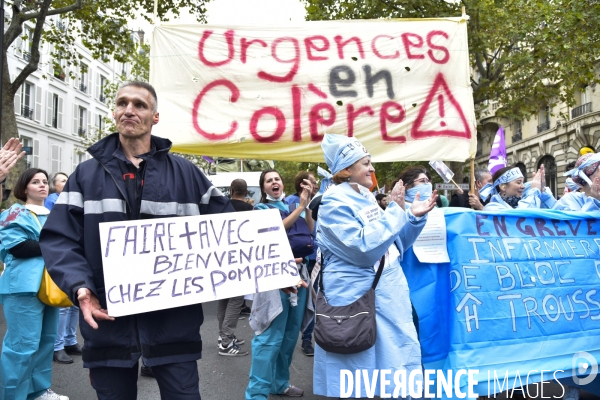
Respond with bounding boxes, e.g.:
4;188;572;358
397;166;437;209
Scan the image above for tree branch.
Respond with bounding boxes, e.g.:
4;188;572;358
11;0;53;92
22;0;83;21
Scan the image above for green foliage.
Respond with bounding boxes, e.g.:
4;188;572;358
304;0;600;121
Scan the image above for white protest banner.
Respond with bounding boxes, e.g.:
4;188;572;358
150;17;476;162
99;209;299;317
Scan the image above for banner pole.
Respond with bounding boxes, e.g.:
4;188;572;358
470;158;475;194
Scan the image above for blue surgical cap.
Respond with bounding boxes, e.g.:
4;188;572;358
321;134;370;174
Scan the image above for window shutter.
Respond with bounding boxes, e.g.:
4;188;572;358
33;139;40;168
14;36;23;57
14;85;21;115
87;68;92;95
34;86;42;122
46;92;53;126
73;104;78;135
95;72;100;99
57;96;64;130
87;110;92;135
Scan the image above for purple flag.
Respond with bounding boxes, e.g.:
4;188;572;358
202;156;214;164
488;126;507;175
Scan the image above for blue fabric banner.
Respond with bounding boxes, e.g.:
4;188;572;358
403;208;600;397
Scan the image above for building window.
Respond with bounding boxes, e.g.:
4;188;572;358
96;73;108;102
537;106;551;133
46;92;63;129
537;155;557;195
14;81;42;122
21;82;33;120
73;105;88;136
512;120;522;142
51;144;62;173
79;63;89;93
20;136;39;168
96;114;105;131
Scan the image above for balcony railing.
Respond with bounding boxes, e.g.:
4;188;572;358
52;117;58;128
56;21;65;31
537;120;551;133
77;127;86;137
512;131;522;143
99;94;106;103
23;52;31;62
21;105;34;120
79;83;87;93
571;102;592;119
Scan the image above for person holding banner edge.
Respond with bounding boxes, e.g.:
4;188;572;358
313;134;438;398
245;169;313;399
39;81;235;400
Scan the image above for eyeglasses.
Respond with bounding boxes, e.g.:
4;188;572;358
413;177;430;184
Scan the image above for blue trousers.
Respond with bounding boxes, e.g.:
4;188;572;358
54;306;79;351
245;288;307;400
0;293;59;399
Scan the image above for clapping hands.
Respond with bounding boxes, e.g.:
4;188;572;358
410;190;439;217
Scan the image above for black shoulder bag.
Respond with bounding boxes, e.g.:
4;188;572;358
313;253;385;354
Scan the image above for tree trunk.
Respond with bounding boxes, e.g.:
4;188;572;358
2;51;27;208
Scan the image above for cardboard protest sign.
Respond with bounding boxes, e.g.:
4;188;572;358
99;209;299;317
403;209;600;397
150;17;476;162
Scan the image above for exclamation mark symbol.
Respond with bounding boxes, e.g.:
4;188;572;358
438;94;446;127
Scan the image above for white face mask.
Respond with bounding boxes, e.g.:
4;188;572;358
266;193;286;202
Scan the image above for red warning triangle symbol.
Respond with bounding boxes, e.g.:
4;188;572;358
411;73;471;139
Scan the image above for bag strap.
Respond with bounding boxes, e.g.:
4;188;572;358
319;252;385;293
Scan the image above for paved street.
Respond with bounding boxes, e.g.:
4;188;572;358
1;301;599;399
0;301;318;399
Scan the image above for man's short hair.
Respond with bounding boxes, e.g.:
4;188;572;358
116;81;158;112
474;168;491;183
230;179;248;196
375;193;386;201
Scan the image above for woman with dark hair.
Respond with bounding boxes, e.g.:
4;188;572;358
397;165;447;208
245;169;314;399
313;135;437;398
0;168;68;400
482;165;545;211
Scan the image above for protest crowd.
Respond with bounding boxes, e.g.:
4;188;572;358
0;74;599;399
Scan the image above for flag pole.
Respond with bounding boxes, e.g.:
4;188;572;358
469;158;475;194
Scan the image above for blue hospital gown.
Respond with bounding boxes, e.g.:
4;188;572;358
313;182;427;398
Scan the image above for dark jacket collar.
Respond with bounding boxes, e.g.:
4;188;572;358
87;132;172;165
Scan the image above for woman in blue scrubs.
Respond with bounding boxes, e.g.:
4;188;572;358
313;135;438;398
245;169;314;399
0;169;67;400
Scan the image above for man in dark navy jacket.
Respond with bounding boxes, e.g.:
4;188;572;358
40;81;234;399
